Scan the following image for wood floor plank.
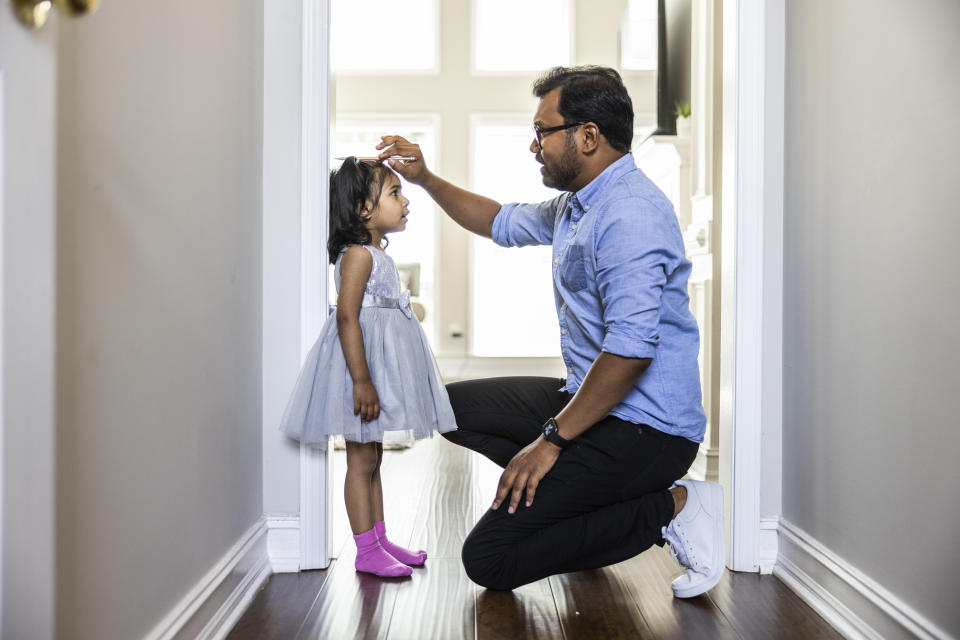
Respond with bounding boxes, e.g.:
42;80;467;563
294;554;409;640
613;546;741;640
226;570;330;640
408;439;478;558
708;567;846;639
386;558;477;640
476;579;563;640
235;437;844;640
550;568;656;639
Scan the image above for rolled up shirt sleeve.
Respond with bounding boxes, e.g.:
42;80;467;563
595;197;684;360
491;195;565;248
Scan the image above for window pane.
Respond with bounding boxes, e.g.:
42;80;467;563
331;118;439;348
331;0;437;72
471;119;561;357
620;0;659;71
474;0;571;72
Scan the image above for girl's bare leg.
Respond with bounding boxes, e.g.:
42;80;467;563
371;441;427;566
345;440;411;577
344;441;379;534
371;442;385;523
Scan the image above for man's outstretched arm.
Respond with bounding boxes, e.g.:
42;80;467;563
377;135;501;238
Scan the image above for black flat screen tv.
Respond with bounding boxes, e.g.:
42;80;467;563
651;0;692;136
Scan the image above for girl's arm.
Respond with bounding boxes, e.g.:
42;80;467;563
336;246;380;422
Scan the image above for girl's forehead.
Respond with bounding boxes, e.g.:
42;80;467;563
380;172;400;190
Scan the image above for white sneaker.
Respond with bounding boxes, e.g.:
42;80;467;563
661;478;725;598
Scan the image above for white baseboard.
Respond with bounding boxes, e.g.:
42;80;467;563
436;355;564;381
758;517;778;575
144;518;271;640
267;516;301;573
775;519;951;640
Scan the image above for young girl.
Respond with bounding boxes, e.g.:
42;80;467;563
280;157;456;578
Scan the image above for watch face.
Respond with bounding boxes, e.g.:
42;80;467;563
544;422;557;437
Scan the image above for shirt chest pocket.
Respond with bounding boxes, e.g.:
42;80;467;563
561;243;589;292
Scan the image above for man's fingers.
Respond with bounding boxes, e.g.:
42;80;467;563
525;477;540;508
508;472;530;514
492;469;515;510
354;400;360;416
376;135;408;150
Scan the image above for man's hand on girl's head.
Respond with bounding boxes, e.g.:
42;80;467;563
376;135;429;185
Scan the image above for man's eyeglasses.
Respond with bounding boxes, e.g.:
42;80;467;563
532;122;587;150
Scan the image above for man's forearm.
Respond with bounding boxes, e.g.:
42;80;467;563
420;171;502;238
553;352;652;441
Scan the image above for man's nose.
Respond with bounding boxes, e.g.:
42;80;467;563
529;137;540;154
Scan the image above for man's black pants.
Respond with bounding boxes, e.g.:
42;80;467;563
443;376;699;591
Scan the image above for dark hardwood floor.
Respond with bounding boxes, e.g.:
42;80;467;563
228;437;842;639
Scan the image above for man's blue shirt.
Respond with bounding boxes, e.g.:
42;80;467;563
491;153;706;442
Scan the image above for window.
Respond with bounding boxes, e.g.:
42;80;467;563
620;0;659;71
470;117;560;357
473;0;572;72
331;0;438;72
331;116;440;347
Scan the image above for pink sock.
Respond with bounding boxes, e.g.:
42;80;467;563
353;528;412;578
375;521;427;566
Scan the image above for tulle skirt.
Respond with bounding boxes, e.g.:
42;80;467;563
279;307;457;448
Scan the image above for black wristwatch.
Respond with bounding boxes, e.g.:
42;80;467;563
542;417;573;449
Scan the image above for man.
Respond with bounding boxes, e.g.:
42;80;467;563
377;66;723;597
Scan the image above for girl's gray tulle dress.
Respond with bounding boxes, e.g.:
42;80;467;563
279;245;457;448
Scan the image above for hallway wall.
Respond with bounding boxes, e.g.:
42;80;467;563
55;2;264;638
783;0;960;635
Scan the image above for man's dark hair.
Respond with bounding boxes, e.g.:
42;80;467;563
533;66;634;153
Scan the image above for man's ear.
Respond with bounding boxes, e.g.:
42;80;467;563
580;122;601;154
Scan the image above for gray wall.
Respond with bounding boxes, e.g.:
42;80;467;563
784;0;960;634
55;2;264;638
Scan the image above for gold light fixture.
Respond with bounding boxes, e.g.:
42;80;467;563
11;0;99;29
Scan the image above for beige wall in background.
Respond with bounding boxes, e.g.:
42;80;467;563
784;0;960;635
56;2;264;638
335;0;656;355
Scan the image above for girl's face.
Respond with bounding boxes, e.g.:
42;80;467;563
364;171;409;236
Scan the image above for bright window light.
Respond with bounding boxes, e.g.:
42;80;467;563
331;0;437;72
474;0;571;72
620;0;658;71
331;117;439;347
471;118;561;357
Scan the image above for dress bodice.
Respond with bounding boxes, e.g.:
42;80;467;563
334;244;401;299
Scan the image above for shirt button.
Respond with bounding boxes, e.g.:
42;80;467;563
571;224;577;230
553;257;559;264
584;205;590;210
561;329;567;334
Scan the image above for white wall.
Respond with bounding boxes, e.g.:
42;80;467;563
783;0;960;635
55;2;265;638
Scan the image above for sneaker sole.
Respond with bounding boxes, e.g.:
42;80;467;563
672;482;725;598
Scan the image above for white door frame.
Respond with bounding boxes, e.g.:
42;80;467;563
274;0;786;573
718;0;785;573
297;0;331;570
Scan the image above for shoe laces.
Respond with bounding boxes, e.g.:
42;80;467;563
661;525;691;568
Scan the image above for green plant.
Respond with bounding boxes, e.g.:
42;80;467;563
673;101;691;119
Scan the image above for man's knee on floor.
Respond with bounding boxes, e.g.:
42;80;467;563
461;533;519;591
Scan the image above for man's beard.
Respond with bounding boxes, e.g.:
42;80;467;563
538;134;581;191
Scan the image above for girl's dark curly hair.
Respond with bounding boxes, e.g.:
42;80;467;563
327;158;393;263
